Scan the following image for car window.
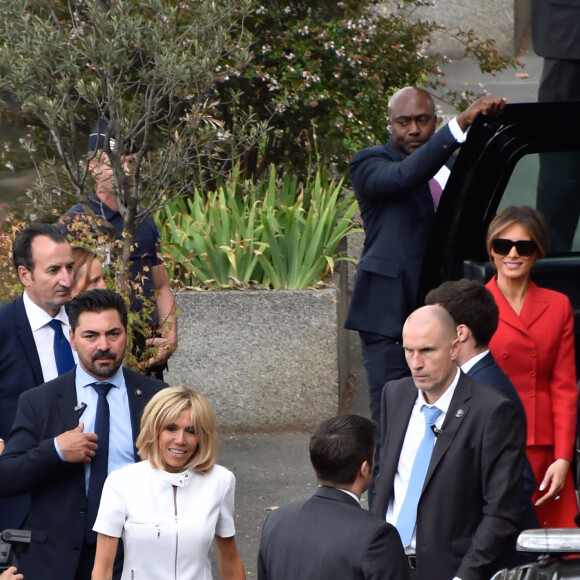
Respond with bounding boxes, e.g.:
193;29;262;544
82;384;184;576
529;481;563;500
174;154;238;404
498;151;580;254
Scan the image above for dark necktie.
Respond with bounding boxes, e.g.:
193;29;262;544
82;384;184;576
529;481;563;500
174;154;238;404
395;405;442;546
85;382;113;544
428;178;443;210
47;318;75;375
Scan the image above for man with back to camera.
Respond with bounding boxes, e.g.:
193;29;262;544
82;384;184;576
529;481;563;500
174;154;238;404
425;279;539;559
0;224;77;530
344;87;506;504
58;121;177;379
0;289;166;580
258;414;410;580
372;305;526;580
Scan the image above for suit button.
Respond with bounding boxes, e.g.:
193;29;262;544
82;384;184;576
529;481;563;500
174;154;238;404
530;371;536;378
502;352;509;359
530;391;535;397
73;546;80;552
530;351;537;357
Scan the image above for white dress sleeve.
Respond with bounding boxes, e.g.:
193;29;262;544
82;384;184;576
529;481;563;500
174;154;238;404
214;469;237;538
93;468;127;538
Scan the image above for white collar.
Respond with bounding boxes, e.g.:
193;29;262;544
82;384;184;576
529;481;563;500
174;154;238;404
23;291;69;331
460;350;490;374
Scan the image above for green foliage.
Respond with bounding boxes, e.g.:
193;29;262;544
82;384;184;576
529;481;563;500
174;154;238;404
0;0;264;261
217;0;516;178
0;0;516;199
157;166;361;289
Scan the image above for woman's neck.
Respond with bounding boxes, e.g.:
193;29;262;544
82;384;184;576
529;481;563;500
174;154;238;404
496;275;529;315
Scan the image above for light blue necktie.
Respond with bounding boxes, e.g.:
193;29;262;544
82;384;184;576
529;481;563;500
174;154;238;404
396;405;442;546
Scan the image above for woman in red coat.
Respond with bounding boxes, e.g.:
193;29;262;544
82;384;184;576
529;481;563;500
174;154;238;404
486;205;578;527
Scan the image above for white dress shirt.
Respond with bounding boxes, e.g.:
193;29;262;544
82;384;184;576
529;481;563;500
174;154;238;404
22;290;78;382
386;367;461;552
459;349;489;375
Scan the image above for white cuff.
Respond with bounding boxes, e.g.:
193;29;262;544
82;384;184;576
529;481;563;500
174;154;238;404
448;117;468;143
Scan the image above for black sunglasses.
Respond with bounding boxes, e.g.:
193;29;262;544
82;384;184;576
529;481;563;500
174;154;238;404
492;238;538;257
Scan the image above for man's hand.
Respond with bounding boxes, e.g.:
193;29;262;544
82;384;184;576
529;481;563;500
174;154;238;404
456;96;507;132
56;422;98;463
0;566;23;580
145;336;176;367
535;458;570;506
0;440;4;455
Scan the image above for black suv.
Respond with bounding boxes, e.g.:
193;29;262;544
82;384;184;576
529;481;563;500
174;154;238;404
420;101;580;362
418;101;580;579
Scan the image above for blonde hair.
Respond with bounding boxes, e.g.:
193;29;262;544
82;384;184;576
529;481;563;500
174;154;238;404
486;206;548;265
71;246;101;296
137;386;218;473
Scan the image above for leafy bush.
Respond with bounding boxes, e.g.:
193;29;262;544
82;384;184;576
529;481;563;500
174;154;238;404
156;166;361;289
217;0;516;178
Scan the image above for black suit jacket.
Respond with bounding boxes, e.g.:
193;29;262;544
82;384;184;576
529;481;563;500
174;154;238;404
0;367;166;580
345;124;461;338
373;372;526;580
258;486;410;580
531;0;580;60
0;295;45;440
0;295;47;530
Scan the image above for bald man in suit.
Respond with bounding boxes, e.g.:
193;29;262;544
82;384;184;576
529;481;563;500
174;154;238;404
373;306;526;580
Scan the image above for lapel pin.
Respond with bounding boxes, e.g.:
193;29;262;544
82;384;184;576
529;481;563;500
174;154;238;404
455;409;464;418
136;389;142;396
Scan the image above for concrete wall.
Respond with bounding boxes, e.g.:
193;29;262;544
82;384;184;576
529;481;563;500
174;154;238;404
166;272;351;432
378;0;530;58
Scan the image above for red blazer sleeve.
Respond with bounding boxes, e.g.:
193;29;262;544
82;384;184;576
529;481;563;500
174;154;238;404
548;295;577;461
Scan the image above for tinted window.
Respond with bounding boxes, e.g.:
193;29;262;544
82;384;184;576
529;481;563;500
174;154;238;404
499;152;580;253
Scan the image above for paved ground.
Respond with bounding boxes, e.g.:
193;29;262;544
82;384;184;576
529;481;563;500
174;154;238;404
213;36;544;578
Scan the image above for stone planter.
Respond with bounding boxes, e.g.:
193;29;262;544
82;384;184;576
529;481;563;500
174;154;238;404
166;267;350;432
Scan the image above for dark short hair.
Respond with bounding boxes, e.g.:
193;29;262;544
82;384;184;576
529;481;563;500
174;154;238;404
88;120;139;154
309;414;376;486
68;289;128;331
425;279;498;347
12;224;68;271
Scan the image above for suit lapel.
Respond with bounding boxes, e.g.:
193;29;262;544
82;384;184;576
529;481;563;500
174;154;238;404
124;368;147;460
488;277;548;334
518;281;549;329
55;370;81;431
14;296;44;384
55;371;86;495
423;373;472;490
382;381;417;503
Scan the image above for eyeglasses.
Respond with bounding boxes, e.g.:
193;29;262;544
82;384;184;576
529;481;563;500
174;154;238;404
491;238;538;257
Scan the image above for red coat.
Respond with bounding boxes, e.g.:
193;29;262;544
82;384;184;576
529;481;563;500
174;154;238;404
486;276;577;461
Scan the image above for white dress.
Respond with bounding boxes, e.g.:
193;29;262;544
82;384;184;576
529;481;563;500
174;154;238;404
94;460;237;580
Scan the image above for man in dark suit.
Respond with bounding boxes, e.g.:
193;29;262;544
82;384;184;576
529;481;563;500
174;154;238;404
425;279;539;538
373;305;526;580
531;0;580;103
0;289;166;580
258;414;409;580
344;87;506;504
531;0;580;253
0;224;76;446
0;224;75;530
